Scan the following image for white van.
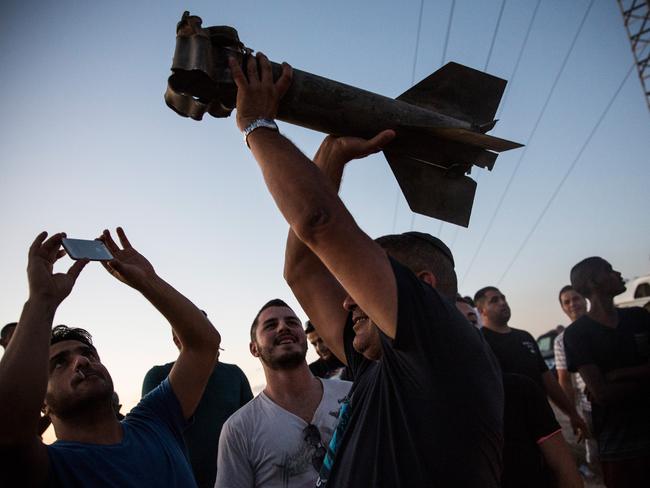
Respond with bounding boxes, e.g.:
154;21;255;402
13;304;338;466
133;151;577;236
614;274;650;310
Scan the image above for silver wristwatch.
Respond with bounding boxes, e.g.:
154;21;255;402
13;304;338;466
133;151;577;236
242;118;279;147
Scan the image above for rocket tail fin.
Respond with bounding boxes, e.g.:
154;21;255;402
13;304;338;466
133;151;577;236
384;150;476;227
427;127;523;152
397;62;506;127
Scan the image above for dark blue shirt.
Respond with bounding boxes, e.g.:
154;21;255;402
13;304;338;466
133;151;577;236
142;362;253;488
48;378;196;487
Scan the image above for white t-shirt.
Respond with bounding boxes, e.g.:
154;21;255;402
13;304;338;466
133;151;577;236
554;330;590;412
215;377;351;488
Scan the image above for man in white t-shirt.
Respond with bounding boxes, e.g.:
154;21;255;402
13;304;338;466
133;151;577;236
554;285;596;466
215;299;351;488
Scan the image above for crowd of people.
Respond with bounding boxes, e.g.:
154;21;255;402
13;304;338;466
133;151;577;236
0;53;648;488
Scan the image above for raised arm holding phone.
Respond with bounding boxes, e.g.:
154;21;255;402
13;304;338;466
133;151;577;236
0;228;220;488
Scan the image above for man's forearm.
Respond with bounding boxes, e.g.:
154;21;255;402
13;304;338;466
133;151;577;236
284;135;347;283
606;364;650;383
544;373;578;417
138;275;220;352
0;298;56;442
249;129;354;245
593;380;648;406
557;369;576;407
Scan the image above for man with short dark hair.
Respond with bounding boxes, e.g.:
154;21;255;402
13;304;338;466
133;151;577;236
553;285;596;467
475;286;588;438
305;321;348;379
0;229;220;487
142;327;253;488
228;54;503;487
0;323;16;349
564;257;650;487
215;299;350;488
455;296;479;328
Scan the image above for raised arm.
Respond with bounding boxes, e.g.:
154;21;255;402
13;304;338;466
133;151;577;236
99;228;220;419
0;232;87;486
231;53;399;341
284;132;395;364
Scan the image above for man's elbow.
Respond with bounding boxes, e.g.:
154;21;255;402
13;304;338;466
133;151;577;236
197;325;221;358
292;207;335;246
207;327;221;353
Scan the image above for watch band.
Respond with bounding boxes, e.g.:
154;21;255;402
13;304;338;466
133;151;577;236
242;118;279;148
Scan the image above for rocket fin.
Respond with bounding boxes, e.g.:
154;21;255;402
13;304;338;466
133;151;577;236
428;127;523;152
397;62;506;127
384;150;476;227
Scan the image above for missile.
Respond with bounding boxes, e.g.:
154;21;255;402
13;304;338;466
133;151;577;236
165;12;523;227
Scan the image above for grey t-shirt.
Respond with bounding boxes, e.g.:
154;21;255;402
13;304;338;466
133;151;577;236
215;377;351;488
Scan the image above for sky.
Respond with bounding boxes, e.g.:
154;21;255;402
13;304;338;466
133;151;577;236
1;0;649;431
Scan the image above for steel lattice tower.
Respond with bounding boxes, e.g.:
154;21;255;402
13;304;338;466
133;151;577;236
617;0;650;110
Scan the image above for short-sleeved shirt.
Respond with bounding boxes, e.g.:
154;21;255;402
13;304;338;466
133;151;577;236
502;374;562;488
47;378;196;487
142;361;253;488
215;377;351;488
308;357;352;381
563;307;650;460
318;257;504;487
554;330;590;412
482;327;549;390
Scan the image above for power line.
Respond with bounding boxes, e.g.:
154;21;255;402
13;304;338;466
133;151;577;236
451;0;541;249
411;0;426;86
392;0;426;232
444;0;507;242
496;0;542;120
416;0;457;233
449;0;542;249
484;0;507;71
460;0;595;286
441;0;456;67
496;63;635;285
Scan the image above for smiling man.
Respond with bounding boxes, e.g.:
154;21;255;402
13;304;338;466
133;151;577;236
215;299;350;488
0;229;220;487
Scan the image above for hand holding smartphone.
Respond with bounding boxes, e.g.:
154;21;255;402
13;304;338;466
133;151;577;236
62;238;113;261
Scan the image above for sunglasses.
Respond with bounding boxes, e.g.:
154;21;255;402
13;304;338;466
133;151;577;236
303;424;326;471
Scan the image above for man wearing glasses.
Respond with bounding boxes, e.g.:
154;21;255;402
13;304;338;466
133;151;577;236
215;299;350;488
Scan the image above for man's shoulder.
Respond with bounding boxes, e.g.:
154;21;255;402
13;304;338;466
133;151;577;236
619;306;650;323
146;361;175;376
508;327;535;340
564;316;593;340
214;361;247;377
222;394;265;428
320;377;352;398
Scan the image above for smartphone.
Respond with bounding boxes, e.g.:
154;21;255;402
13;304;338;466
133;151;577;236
62;238;113;261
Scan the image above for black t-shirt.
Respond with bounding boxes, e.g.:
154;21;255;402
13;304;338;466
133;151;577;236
502;374;561;488
309;357;352;381
482;328;548;390
563;307;650;460
318;257;504;487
